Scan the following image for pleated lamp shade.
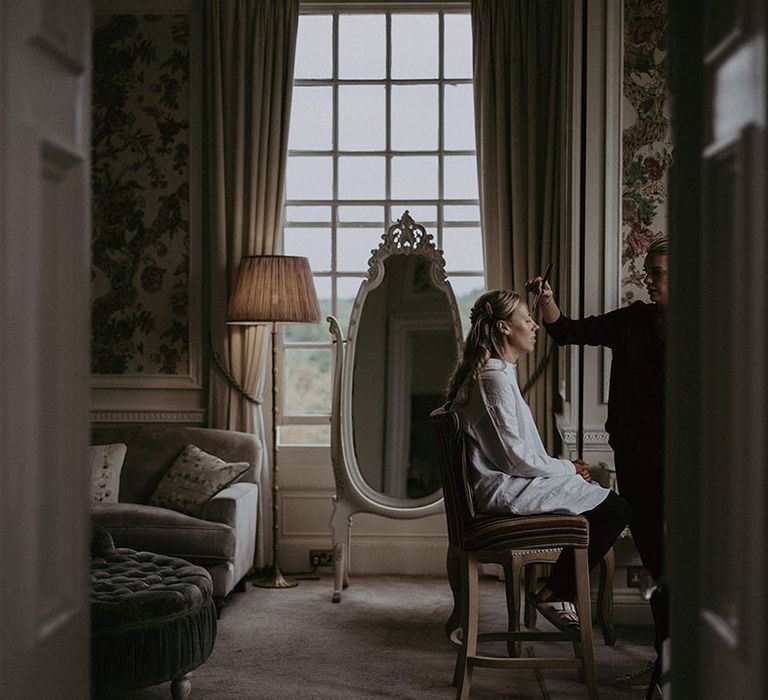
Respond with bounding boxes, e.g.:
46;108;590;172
226;255;321;324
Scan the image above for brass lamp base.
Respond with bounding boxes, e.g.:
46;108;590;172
252;564;298;589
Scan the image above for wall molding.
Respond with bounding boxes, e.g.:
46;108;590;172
91;374;201;389
90;409;206;424
93;0;189;13
560;428;610;445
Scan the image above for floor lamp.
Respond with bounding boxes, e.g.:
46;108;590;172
227;255;321;588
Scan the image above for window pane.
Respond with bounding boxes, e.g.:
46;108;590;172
339;85;386;151
444;14;472;79
391;14;438;78
444;84;476;150
338;206;383;222
283;10;482;427
283;227;331;272
284;277;331;342
391;156;438;199
284;348;331;414
391;204;437;224
280;424;330;446
285;205;331;222
391;85;438;151
339;15;385;79
286;157;333;200
337;228;382;272
448;275;486;333
443;227;484;271
282;322;329;344
339;156;385;199
289;87;332;150
444;204;480;221
337;276;366;331
295;15;332;79
443;155;478;199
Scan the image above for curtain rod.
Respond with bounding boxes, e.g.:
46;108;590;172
300;1;470;11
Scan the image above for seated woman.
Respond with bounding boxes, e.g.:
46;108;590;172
445;290;630;631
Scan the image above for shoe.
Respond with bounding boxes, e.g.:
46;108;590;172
533;598;580;634
612;658;657;689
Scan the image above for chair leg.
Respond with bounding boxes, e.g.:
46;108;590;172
523;563;538;629
502;555;523;657
597;547;616;645
452;552;468;688
449;550;468;688
456;554;478;700
446;545;462;639
574;548;599;700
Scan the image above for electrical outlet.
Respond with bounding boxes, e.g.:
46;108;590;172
309;549;334;568
627;566;645;588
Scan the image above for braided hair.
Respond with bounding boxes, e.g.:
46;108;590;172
445;290;521;407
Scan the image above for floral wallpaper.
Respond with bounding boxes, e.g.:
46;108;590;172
91;15;190;375
621;0;671;304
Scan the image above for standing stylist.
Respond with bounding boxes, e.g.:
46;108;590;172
527;237;668;671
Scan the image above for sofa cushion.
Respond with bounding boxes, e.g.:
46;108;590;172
92;503;236;565
149;444;249;517
90;426;261;504
89;443;127;503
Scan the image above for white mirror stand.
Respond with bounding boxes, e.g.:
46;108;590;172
327;212;463;603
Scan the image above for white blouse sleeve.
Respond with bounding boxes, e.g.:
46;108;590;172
478;370;574;478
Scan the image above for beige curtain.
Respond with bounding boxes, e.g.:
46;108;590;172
203;0;299;568
471;0;573;451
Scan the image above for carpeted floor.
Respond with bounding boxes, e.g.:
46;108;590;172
98;573;655;699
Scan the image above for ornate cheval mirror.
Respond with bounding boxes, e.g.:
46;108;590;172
327;211;463;603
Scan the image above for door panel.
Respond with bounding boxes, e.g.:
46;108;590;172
0;1;91;697
668;0;767;697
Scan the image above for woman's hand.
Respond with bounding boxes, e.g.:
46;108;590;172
572;458;592;482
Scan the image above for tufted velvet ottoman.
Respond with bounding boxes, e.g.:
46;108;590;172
91;534;217;699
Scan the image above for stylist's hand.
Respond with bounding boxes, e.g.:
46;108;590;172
524;276;554;307
572;458;592;482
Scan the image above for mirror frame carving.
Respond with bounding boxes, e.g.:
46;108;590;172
327;211;463;602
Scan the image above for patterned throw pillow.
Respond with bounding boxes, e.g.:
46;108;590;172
149;444;249;517
89;443;128;503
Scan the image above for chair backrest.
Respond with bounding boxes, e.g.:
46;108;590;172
430;407;476;548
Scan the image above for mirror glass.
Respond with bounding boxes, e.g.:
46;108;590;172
351;254;458;499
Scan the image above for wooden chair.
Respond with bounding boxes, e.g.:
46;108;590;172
431;407;599;699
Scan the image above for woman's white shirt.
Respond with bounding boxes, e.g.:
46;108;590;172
455;358;609;515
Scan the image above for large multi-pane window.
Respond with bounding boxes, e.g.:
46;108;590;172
281;8;484;445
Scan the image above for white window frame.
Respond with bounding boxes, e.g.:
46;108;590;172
281;1;481;443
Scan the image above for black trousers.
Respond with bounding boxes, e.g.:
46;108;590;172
613;446;667;656
545;490;631;602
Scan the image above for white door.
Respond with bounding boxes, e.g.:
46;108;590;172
0;1;92;697
667;1;767;697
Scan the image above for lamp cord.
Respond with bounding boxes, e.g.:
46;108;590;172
208;331;262;405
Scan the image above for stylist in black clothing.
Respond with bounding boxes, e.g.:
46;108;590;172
526;237;668;661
